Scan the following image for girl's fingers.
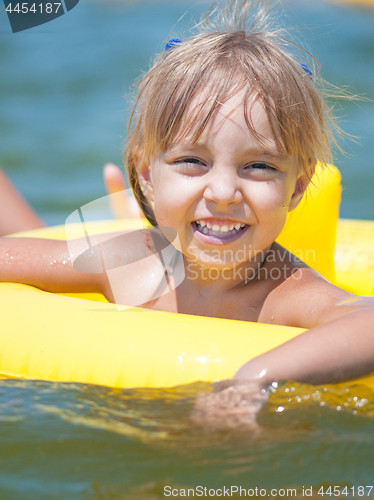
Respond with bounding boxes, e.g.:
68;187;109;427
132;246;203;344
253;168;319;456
103;163;127;194
190;380;267;431
103;163;140;219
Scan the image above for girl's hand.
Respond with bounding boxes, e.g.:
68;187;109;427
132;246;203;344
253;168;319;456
103;163;140;219
191;379;268;430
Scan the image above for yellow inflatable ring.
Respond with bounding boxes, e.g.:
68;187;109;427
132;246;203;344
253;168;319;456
1;280;307;389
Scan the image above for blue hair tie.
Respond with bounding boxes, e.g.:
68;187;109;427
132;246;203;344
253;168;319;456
300;63;313;77
165;38;182;51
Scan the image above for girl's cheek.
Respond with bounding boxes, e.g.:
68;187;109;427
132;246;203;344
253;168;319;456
250;188;285;211
153;198;182;227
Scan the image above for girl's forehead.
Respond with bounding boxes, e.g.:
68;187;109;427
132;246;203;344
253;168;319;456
186;89;255;121
213;96;270;132
177;92;279;151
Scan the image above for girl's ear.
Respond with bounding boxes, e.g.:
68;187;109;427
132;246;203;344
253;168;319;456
288;161;315;212
135;151;154;202
288;173;309;212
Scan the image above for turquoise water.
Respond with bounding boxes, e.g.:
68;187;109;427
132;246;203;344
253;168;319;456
1;379;374;499
1;1;374;498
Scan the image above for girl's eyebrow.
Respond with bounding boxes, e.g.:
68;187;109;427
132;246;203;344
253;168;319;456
165;143;288;162
165;142;207;153
253;149;288;161
238;143;286;160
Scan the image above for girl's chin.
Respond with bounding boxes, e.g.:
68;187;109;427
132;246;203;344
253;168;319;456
185;249;246;270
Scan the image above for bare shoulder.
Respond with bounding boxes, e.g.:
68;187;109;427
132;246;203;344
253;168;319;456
95;227;178;307
258;244;369;329
91;226;170;259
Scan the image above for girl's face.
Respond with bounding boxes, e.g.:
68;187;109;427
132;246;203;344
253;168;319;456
138;94;306;270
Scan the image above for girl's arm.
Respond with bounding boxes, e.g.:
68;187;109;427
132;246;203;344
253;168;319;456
236;304;374;385
0;237;109;296
192;270;374;429
244;267;374;385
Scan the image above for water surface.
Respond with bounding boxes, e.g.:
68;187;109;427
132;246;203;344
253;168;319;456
1;379;374;499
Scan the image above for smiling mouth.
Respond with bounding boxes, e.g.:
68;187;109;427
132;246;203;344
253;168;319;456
195;220;247;238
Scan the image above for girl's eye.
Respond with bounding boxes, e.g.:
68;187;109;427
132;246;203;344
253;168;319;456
244;162;278;173
174;157;207;173
175;157;204;165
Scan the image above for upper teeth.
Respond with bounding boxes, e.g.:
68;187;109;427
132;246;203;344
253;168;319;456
196;220;245;232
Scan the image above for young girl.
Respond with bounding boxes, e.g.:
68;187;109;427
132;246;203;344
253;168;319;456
1;0;374;423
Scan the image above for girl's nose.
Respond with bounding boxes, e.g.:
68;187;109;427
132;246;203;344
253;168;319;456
203;167;243;208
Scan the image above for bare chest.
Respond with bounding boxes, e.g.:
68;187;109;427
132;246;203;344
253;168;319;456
140;278;273;322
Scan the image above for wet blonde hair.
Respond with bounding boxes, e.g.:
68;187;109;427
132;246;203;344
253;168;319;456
125;0;340;226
